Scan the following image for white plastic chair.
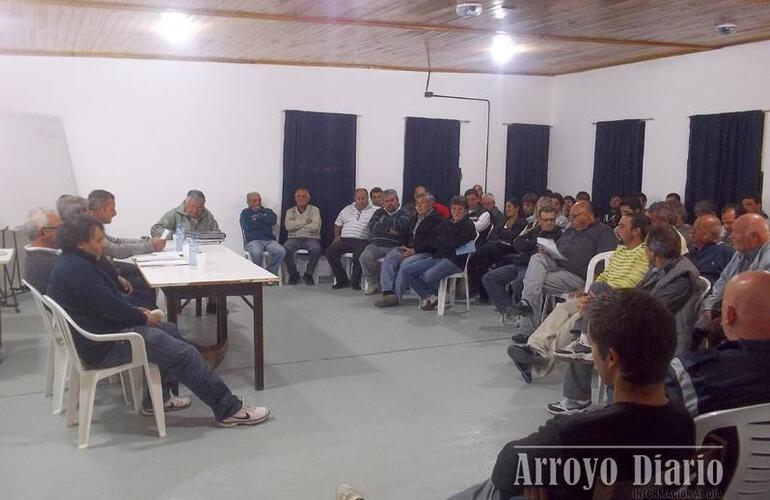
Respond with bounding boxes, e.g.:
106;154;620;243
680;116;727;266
436;233;479;316
338;252;357;286
540;250;614;323
23;279;71;414
242;250;283;286
698;275;711;302
284;248;320;284
695;402;770;498
42;295;166;449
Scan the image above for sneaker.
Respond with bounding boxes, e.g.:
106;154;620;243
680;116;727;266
420;296;438;311
141;395;192;416
303;273;315;286
218;401;270;428
336;484;366;500
332;280;351;290
502;309;518;324
287;273;300;285
547;398;591;416
554;337;593;362
506;301;533;318
375;293;399;308
364;283;381;295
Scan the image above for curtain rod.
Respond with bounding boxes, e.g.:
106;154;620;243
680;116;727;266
591;118;654;124
404;117;470;123
502;122;553;127
688;110;769;117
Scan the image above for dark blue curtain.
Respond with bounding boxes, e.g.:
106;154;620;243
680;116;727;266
685;110;765;215
505;124;550;200
403;117;461;205
281;110;357;249
591;119;646;215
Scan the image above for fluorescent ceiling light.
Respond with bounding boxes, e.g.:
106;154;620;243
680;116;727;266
490;34;517;64
157;12;197;44
493;6;506;19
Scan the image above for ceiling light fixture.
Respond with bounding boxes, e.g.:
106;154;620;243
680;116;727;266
490;34;517;64
157;12;197;44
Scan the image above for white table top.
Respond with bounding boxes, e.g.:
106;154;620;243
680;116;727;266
0;248;14;266
134;244;278;288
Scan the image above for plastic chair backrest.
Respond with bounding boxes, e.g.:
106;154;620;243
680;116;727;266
698;276;712;302
695;402;770;498
456;232;480;273
584;251;615;292
42;295;92;373
22;279;62;343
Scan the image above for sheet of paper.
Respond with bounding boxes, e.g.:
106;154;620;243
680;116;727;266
536;237;567;261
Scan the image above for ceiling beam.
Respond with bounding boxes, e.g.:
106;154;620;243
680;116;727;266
15;0;714;51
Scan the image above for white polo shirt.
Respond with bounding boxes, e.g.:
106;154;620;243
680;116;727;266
335;203;377;239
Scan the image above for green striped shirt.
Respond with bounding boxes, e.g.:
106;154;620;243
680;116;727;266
595;243;649;289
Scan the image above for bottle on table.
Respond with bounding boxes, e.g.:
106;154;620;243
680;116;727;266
188;235;198;266
175;222;184;252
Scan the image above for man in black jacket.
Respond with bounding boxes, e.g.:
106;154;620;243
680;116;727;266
482;206;562;318
375;193;446;307
46;215;270;428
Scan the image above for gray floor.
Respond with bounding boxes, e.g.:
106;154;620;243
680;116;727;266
0;284;566;499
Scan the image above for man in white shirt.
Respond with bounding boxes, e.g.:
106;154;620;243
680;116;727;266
326;188;377;290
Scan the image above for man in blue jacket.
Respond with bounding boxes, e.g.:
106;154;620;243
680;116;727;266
240;192;286;275
47;215;270;428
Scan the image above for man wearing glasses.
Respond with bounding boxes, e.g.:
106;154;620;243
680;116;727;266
22;207;62;293
508;201;617;327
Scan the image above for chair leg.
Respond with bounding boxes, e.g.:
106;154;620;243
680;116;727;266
144;364;167;439
77;372;98;449
65;365;79;426
119;371;132;406
463;275;471;313
129;367;144;413
44;339;55;397
449;278;457;309
52;345;69;415
437;278;448;316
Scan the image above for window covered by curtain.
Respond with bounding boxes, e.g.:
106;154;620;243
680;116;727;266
403;117;461;205
504;123;550;201
591;119;646;215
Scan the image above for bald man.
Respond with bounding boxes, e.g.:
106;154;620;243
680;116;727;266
668;270;770;416
687;215;735;284
701;214;770;317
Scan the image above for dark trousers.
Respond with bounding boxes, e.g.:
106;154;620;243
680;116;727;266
98;322;242;421
326;238;369;285
468;242;511;299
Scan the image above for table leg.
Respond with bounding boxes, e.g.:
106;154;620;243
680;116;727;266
253;284;264;390
216;296;228;344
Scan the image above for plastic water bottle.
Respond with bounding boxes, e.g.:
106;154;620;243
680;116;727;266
175;223;184;252
188;235;198;266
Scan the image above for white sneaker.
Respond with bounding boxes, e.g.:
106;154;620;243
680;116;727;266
218;401;270;428
141;395;192;416
337;484;366;500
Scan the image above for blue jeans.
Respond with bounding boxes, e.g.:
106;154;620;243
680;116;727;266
97;322;242;421
402;257;461;299
282;237;323;277
380;247;430;299
245;239;286;275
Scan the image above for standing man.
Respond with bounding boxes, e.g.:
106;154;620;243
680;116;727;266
150;189;220;237
89;189;166;258
359;189;410;295
240;192;286;275
326;188;377;290
283;188;323;285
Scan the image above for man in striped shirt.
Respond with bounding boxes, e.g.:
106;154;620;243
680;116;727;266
508;214;651;383
326;188;378;290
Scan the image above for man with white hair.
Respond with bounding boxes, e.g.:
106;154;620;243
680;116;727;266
150;189;220;238
240;191;285;275
88;189;166;259
22;207;62;293
56;194;88;221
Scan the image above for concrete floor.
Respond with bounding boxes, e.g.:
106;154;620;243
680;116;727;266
0;284;566;499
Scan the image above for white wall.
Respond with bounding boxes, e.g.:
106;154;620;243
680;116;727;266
0;56;552;248
549;41;770;207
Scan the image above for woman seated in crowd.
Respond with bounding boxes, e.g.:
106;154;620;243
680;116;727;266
401;196;477;311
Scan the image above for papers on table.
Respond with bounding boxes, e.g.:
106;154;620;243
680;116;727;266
537;237;567;261
133;252;189;267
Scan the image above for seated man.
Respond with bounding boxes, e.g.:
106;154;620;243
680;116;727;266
480;194;505;239
326;188;377;290
359;189;410;295
22;207;62;293
240;191;285;275
369;186;383;208
507;201;617;327
150;189;220;238
88;189;166;258
47;215;269;427
56;194;88;221
375;193;446;307
401;196;476;311
465;188;490;237
405;185;450;219
439;289;695;500
601;192;622;228
648;201;689;255
687;214;735;284
508;213;651;381
545;224;699;415
482;205;561;320
741;194;768;219
720;203;743;245
282;188;323;285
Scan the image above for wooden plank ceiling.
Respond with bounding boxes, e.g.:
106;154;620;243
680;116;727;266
0;0;768;75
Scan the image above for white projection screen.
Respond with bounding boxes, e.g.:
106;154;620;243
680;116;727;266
0;110;77;228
